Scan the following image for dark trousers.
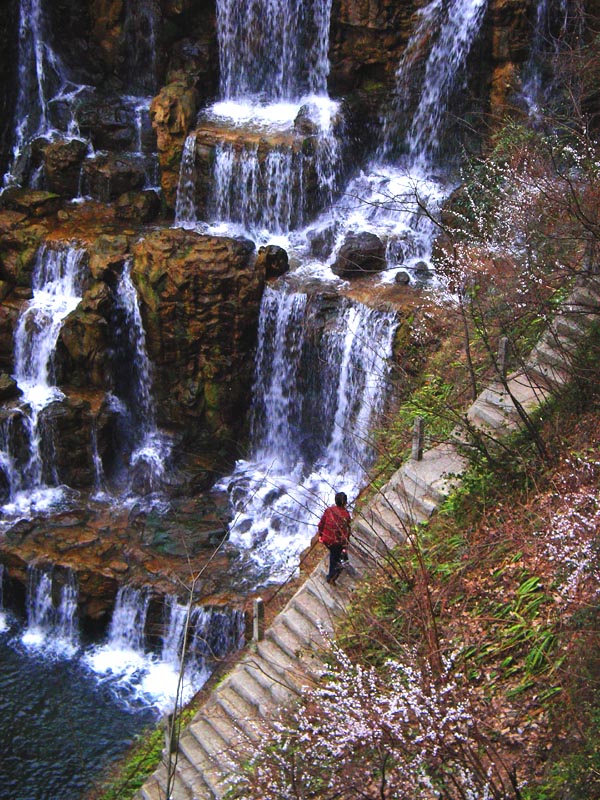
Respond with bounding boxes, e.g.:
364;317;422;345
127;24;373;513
327;543;345;582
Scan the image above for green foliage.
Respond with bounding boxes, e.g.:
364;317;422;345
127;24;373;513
92;724;164;800
91;707;198;800
376;373;457;469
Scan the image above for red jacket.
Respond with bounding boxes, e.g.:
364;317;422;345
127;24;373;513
318;505;351;547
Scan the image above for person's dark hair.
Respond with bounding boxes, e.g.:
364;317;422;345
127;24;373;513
335;491;347;507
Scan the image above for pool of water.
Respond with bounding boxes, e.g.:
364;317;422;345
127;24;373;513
0;613;157;800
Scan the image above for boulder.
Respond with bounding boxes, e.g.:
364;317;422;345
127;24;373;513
56;306;111;389
76;96;142;152
331;231;386;278
256;245;289;280
41;138;89;198
0;305;19;370
81;154;146;203
0;373;19;401
0;189;62;218
40;398;95;489
115;190;161;223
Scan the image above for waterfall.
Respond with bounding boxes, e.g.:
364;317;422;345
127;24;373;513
14;245;86;405
126;95;160;191
519;0;570;120
217;0;332;102
189;605;246;669
379;0;488;166
106;585;150;655
4;0;86;188
0;564;7;633
111;261;171;497
174;133;199;228
189;0;341;238
160;595;190;666
22;566;79;655
209;142;304;235
0;245;87;514
304;0;489;283
406;0;488;167
85;589;244;712
124;0;160;96
221;286;397;581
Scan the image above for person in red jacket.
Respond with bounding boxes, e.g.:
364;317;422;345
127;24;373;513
318;491;351;585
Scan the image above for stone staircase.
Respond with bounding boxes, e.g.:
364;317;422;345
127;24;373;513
138;273;600;800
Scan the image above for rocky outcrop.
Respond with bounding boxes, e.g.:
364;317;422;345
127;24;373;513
130;227;264;444
151;74;203;209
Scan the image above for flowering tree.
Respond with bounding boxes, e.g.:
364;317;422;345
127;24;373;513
234;643;520;800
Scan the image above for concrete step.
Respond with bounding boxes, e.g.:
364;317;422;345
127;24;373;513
568;281;600;310
353;506;403;551
291;589;336;635
399;443;468;503
215;690;263;742
467;397;520;434
371;496;415;539
267;620;318;667
526;355;570;390
530;337;577;370
139;777;164;800
246;666;300;705
227;669;276;718
281;605;326;649
477;383;521;420
552;311;590;342
395;471;439;519
202;703;250;752
154;749;204;800
504;371;552;413
254;634;324;685
190;717;233;762
177;731;226;798
305;577;346;615
243;660;300;705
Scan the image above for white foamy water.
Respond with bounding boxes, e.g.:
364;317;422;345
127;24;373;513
220;287;397;582
21;567;79;658
4;0;89;187
83;589;243;713
0;245;87;518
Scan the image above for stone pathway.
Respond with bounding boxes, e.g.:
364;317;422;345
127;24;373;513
138;274;600;800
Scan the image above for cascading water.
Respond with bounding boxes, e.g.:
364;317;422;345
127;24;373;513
85;587;244;711
0;564;7;633
217;0;331;102
0;245;87;516
211;143;304;234
3;0;87;188
295;0;489;283
123;0;160;97
221;286;397;582
174;132;199;228
0;577;244;796
519;0;570;121
110;261;171;499
22;566;79;655
405;0;488;166
178;0;342;238
189;605;246;668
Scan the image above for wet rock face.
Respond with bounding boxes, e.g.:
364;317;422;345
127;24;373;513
150;74;202;209
82;153;147;202
131;227;265;445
